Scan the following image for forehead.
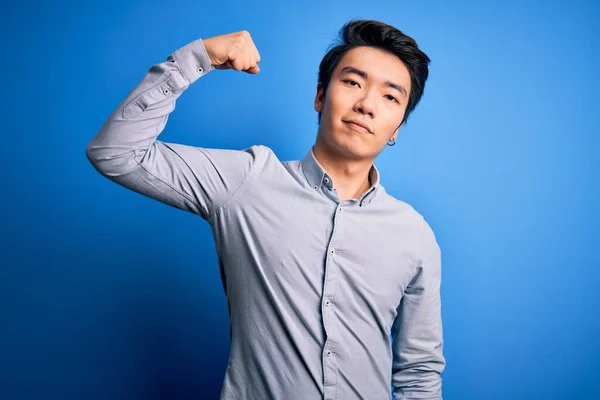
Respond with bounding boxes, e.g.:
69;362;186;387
334;46;411;89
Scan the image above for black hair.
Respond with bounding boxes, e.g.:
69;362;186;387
318;19;431;126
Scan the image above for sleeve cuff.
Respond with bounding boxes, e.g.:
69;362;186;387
170;38;215;85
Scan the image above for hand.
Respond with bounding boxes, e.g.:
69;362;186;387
203;30;261;74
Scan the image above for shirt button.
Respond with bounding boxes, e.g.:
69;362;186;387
326;349;333;356
325;299;331;306
313;185;319;190
196;66;204;74
330;249;335;255
324;177;330;184
163;88;170;95
338;206;343;213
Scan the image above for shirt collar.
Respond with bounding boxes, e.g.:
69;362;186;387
301;146;380;206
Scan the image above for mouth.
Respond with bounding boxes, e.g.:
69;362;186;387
343;120;372;134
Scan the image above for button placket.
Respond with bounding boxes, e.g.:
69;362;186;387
321;200;346;400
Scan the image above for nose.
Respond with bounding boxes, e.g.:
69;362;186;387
353;89;376;118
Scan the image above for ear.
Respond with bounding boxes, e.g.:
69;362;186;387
314;82;324;113
390;123;402;142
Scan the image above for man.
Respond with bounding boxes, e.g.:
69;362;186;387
87;19;445;400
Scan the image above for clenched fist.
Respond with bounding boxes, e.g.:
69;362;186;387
203;31;261;74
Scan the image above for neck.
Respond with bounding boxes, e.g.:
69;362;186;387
312;139;374;202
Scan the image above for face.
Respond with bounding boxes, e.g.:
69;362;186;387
314;46;412;160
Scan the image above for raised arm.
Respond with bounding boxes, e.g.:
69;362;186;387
391;216;446;399
86;31;262;220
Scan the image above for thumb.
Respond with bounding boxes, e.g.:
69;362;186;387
245;65;260;74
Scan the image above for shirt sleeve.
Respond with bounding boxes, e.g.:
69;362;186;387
85;38;261;220
391;216;446;399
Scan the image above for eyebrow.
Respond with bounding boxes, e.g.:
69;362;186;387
339;66;408;98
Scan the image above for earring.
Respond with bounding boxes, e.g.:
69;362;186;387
387;139;396;147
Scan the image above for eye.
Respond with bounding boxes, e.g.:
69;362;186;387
343;79;360;87
385;94;399;103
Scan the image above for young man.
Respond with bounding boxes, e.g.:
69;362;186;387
87;19;445;400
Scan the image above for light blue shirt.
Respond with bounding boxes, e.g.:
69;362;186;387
86;37;445;400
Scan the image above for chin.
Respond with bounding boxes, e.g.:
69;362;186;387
331;135;375;159
318;123;376;159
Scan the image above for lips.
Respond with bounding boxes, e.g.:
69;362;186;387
343;120;372;134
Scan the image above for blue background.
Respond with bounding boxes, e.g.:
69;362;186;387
1;0;599;399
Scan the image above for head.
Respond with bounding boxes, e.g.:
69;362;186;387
314;19;430;160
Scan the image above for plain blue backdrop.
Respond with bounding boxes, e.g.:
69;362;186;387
1;0;599;399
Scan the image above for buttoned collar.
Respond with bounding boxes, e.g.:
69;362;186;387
300;146;380;206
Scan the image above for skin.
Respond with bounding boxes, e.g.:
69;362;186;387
203;32;412;203
313;46;412;202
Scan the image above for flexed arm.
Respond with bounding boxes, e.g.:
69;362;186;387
86;31;262;220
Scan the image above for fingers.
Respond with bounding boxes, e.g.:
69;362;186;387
229;51;260;73
238;32;260;73
208;30;261;73
249;35;261;65
229;58;259;73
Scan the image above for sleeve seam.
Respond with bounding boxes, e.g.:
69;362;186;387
134;121;204;216
413;214;425;275
205;147;260;222
170;54;192;86
139;161;204;215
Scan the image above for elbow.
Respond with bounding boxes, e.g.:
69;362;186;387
85;142;99;169
85;140;141;178
85;141;112;176
85;141;103;174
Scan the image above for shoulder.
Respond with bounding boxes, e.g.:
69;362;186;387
378;189;439;253
196;144;278;170
378;189;428;228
